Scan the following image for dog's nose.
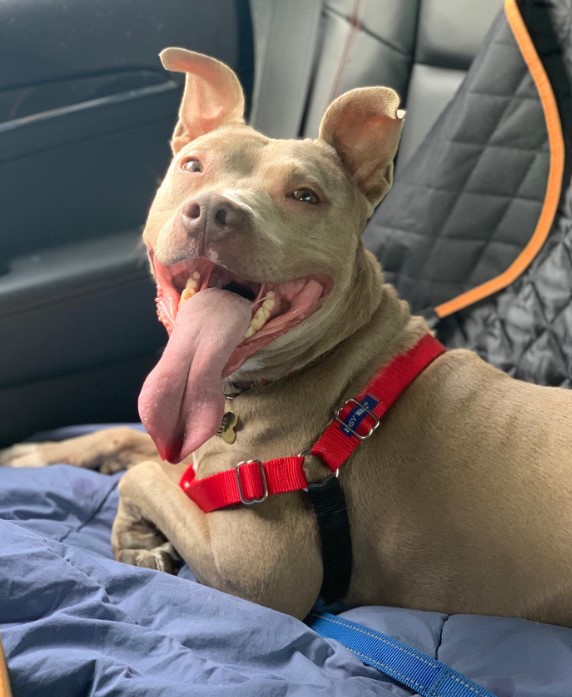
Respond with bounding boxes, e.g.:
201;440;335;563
181;194;247;238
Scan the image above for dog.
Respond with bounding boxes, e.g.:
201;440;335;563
2;48;572;626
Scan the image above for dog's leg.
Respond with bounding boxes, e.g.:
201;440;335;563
0;427;160;472
113;460;322;618
112;460;215;578
112;497;180;574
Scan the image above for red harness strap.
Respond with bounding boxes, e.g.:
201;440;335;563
180;334;446;511
180;456;308;513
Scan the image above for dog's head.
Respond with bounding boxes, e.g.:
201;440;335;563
140;48;404;462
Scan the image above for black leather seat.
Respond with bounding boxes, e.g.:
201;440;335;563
249;0;502;170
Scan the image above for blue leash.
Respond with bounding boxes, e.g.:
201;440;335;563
308;612;497;697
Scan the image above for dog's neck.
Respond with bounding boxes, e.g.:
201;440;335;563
303;281;430;405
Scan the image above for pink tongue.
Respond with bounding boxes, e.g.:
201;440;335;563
139;288;252;463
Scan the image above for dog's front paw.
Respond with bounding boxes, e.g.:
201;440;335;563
116;541;180;574
0;443;53;467
112;495;180;575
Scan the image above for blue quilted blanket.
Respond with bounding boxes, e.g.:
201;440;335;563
1;431;571;696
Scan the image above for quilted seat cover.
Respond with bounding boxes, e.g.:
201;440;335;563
364;0;571;386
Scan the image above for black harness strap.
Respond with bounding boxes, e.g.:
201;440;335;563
306;475;352;603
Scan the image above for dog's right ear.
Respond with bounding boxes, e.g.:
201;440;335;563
160;48;245;154
319;87;404;209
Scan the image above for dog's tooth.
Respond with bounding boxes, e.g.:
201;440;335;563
244;305;271;339
261;291;275;311
179;288;196;307
252;307;270;329
185;274;200;293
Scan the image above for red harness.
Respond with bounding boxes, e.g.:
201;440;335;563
179;334;446;511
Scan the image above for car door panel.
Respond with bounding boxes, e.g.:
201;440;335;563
0;0;253;444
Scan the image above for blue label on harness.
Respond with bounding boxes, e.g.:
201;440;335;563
338;395;379;437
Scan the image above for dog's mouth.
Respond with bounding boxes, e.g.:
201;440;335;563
139;253;331;463
152;254;330;369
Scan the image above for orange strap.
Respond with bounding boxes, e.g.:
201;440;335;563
435;0;565;319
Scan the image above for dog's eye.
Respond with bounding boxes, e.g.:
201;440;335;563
291;189;319;204
181;158;202;173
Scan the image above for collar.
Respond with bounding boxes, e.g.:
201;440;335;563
180;334;446;511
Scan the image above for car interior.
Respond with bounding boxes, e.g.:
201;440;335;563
0;0;502;447
1;1;571;695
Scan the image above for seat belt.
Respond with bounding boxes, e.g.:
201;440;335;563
248;0;323;138
308;612;497;697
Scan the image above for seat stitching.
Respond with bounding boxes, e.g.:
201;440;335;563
331;0;364;100
322;0;362;111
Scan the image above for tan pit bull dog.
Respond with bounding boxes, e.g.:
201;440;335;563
2;49;572;626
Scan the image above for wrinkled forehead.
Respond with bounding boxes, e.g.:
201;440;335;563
183;126;347;189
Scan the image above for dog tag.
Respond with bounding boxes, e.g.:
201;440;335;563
217;411;238;444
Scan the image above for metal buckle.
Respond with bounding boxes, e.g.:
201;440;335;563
334;398;380;440
235;459;268;505
298;449;339;492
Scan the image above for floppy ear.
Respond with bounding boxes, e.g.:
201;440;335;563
319;87;405;208
160;47;246;154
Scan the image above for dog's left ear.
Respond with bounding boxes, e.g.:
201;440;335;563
319;87;404;208
160;48;245;154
